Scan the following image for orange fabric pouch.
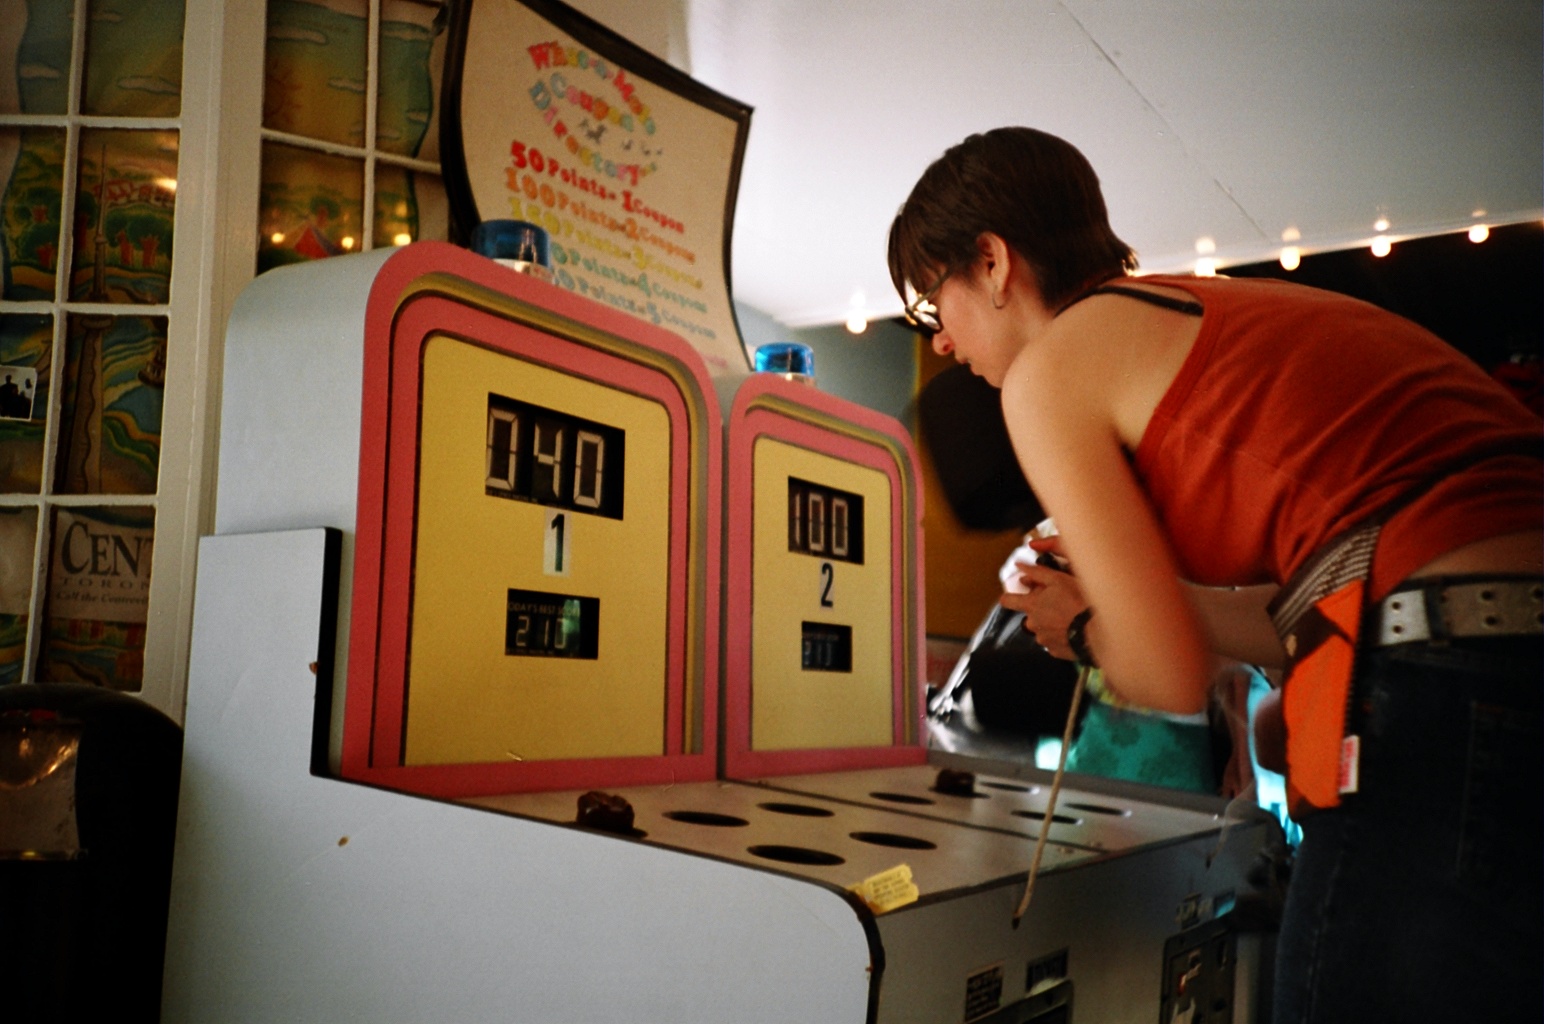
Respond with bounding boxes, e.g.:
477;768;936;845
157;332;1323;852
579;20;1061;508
1281;578;1365;817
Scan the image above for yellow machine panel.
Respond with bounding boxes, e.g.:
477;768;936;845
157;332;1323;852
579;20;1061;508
406;334;673;764
750;437;894;751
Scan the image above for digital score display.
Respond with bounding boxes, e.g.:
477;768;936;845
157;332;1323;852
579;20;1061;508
801;622;852;673
406;334;677;767
505;588;599;659
787;477;864;564
486;394;626;520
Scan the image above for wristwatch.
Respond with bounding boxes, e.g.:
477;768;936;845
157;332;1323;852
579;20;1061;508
1066;608;1097;667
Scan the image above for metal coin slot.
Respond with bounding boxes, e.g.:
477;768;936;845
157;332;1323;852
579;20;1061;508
869;791;935;805
663;811;750;827
1064;801;1130;816
747;844;845;866
758;802;835;817
849;831;937;851
1012;809;1081;826
981;781;1036;793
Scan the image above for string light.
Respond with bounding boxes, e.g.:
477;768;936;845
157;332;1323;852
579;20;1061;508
341;236;356;251
1279;246;1301;271
1370;235;1392;258
845;290;868;335
1468;224;1489;244
393;232;413;246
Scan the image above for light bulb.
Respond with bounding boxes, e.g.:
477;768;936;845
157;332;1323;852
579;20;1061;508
341;236;356;251
846;313;868;334
1279;246;1301;271
1195;257;1218;277
1468;224;1489;244
393;232;413;246
1370;235;1392;258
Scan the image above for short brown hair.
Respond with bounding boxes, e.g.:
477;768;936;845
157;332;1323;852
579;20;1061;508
888;127;1137;311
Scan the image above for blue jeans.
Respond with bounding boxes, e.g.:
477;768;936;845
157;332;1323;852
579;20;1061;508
1274;635;1542;1023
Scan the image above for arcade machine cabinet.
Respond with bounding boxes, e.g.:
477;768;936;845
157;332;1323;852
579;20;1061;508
163;242;1280;1023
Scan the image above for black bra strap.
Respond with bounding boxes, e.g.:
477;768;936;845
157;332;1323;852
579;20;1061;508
1060;283;1204;317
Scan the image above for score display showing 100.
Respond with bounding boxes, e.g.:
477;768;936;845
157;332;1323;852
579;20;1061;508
485;394;626;519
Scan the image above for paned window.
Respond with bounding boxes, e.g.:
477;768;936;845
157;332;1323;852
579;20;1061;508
0;0;185;689
258;0;449;274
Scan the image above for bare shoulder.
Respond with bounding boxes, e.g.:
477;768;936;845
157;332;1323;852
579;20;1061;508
1008;284;1203;449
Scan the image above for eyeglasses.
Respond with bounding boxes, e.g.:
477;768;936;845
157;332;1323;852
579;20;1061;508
902;269;950;335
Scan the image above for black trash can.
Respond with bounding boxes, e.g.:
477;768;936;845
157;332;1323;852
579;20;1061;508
0;683;182;1024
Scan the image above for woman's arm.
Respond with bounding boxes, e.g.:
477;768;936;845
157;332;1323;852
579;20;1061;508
1183;582;1284;668
999;324;1214;714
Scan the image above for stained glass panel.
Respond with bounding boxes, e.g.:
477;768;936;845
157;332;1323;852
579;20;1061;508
39;504;153;690
0;504;37;684
372;165;447;248
55;314;165;495
379;0;446;161
1;127;66;301
0;0;73;116
70;128;179;304
0;314;52;493
265;0;368;147
82;0;185;117
258;140;364;273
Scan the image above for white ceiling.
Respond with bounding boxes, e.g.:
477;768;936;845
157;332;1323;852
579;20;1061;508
570;0;1543;328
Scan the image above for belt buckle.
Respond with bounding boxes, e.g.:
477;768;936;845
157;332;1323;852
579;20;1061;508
1376;589;1431;645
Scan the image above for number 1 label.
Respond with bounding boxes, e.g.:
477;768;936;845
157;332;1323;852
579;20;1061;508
544;510;570;576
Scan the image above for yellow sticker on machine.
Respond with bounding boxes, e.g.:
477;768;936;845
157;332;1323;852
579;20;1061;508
848;863;918;914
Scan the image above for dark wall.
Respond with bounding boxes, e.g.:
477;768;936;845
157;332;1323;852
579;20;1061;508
1221;221;1543;371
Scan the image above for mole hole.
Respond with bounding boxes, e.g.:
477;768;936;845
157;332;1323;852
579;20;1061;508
663;810;750;827
850;831;937;851
1064;801;1130;816
758;802;835;818
869;791;935;805
1012;810;1081;826
982;781;1035;793
747;844;845;866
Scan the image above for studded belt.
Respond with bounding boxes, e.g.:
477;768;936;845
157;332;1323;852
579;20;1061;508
1370;578;1544;646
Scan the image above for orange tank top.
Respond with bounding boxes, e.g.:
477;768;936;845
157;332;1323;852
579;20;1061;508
1127;275;1543;599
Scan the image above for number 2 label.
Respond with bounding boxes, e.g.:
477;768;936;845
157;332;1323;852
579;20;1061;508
544;510;570;576
820;561;834;607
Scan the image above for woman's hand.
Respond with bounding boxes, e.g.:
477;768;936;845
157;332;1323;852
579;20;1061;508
999;553;1089;661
